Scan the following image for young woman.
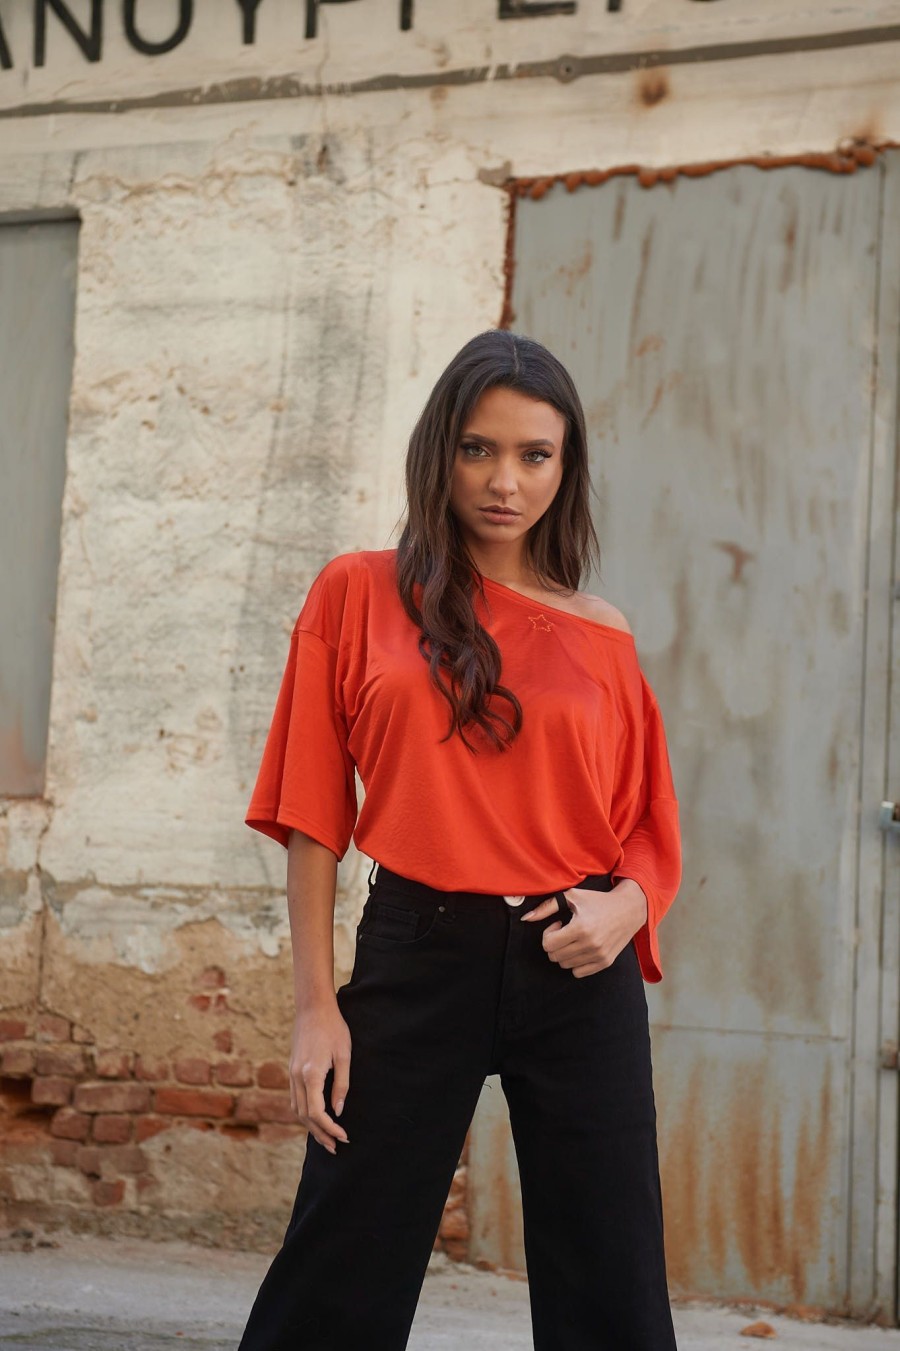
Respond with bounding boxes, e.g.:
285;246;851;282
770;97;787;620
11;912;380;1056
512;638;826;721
237;329;682;1351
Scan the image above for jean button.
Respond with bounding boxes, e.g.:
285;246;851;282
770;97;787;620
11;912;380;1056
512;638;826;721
503;894;525;907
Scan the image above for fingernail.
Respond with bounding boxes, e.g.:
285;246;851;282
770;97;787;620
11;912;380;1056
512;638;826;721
336;1099;344;1116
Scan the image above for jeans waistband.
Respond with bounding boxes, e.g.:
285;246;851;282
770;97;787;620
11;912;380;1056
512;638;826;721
367;861;615;918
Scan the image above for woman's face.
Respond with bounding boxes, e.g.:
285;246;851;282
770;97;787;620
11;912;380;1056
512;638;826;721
448;385;566;563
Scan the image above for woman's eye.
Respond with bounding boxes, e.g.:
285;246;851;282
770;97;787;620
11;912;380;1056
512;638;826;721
460;444;551;463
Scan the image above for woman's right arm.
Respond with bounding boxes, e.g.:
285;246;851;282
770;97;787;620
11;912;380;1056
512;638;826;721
286;828;352;1156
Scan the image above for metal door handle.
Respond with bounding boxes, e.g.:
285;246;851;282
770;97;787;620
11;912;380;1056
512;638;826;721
879;801;900;833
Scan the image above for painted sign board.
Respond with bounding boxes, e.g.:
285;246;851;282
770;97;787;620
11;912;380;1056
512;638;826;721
1;0;899;117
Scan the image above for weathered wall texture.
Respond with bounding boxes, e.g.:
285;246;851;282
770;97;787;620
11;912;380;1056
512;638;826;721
1;0;899;1270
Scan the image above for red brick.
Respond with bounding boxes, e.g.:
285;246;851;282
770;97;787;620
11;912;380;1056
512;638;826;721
92;1114;132;1144
153;1086;233;1118
32;1077;73;1107
134;1056;169;1082
186;1118;215;1131
76;1145;103;1178
50;1138;80;1167
187;994;212;1011
35;1046;86;1077
0;1019;29;1041
234;1090;296;1126
72;1024;94;1044
439;1207;468;1241
73;1082;150;1114
50;1108;91;1142
101;1144;146;1175
134;1115;171;1143
213;1060;253;1088
257;1061;290;1091
94;1050;133;1079
174;1057;211;1085
200;965;227;989
92;1178;125;1206
219;1121;259;1138
258;1123;303;1143
1;1047;35;1077
212;1029;233;1054
36;1014;71;1042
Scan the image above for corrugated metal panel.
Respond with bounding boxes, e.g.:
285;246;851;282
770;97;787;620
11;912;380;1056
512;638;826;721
0;219;77;796
468;156;898;1316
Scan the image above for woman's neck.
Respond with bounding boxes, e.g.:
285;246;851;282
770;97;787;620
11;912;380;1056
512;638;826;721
465;541;535;588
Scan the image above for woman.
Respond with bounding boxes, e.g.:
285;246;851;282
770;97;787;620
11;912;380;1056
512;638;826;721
238;329;682;1350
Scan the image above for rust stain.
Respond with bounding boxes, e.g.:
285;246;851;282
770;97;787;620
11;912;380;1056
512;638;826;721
640;371;683;429
780;208;798;293
732;1062;788;1287
713;540;756;584
634;334;664;358
638;69;669;107
0;718;43;797
612;187;627;242
827;731;841;790
557;239;593;291
629;219;655;351
505;138;885;204
789;1061;832;1297
498;186;519;330
661;1052;833;1306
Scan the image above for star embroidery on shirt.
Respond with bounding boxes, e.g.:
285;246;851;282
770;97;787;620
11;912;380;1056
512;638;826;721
528;613;555;632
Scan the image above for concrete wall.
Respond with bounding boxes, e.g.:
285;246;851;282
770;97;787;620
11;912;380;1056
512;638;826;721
1;0;899;1270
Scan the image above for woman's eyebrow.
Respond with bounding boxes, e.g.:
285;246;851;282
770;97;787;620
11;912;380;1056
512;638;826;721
459;434;556;448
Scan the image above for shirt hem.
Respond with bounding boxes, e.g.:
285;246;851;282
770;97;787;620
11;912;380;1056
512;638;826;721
245;805;348;860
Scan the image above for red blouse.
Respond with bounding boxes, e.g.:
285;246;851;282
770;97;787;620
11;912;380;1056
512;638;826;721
245;548;681;982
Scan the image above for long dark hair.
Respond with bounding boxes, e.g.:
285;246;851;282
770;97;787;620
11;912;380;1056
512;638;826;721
395;329;601;753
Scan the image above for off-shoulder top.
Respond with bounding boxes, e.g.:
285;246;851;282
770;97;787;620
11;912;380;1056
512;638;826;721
244;548;681;982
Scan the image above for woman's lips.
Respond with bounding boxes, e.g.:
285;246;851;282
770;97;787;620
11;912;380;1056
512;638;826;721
479;508;521;522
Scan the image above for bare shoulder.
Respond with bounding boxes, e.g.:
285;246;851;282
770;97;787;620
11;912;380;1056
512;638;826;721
575;592;633;634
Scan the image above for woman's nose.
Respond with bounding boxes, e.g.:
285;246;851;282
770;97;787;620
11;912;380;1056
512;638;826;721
488;460;518;496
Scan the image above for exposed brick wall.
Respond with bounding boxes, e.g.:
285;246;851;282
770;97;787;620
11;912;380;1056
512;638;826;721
0;1012;304;1220
0;1010;471;1258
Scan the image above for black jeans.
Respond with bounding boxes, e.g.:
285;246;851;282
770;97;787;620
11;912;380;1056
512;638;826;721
237;863;678;1351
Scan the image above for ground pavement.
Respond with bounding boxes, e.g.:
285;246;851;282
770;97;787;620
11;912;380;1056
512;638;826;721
1;1233;899;1349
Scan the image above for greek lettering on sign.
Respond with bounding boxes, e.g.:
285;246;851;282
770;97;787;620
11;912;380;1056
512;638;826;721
0;0;606;71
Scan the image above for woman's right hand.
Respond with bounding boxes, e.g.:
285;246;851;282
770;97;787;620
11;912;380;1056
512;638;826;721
289;1002;351;1154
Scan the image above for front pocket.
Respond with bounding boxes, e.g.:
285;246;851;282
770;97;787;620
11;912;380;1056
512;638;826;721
357;891;443;949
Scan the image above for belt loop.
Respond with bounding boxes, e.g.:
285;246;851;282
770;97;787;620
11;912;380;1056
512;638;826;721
367;859;379;889
556;890;573;925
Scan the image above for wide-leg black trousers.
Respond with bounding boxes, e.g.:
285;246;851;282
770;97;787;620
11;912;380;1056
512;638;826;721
237;863;678;1351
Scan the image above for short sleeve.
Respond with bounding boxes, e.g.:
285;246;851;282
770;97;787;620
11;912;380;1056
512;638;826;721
244;558;359;857
613;670;682;983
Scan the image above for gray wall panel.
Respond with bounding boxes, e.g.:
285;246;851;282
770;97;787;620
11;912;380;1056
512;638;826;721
0;219;78;796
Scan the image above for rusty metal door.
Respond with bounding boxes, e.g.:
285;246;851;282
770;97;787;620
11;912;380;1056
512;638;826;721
468;152;900;1320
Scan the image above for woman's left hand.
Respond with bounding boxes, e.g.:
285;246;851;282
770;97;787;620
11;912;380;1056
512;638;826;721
522;879;648;978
